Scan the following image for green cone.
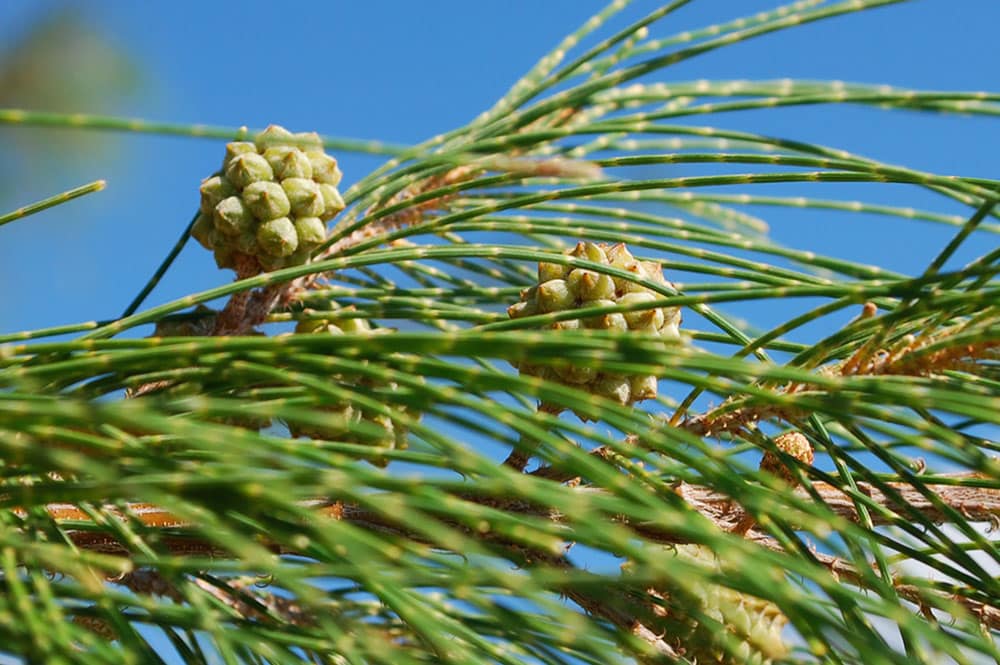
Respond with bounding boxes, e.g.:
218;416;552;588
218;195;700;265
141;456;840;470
286;302;414;466
193;124;347;274
623;545;789;664
507;241;682;419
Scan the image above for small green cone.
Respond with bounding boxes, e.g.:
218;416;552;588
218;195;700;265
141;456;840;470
195;124;344;274
191;212;216;249
506;241;682;419
318;183;345;221
306;150;342;186
292;131;324;150
282;177;325;217
253;124;295;151
199;175;236;214
213;245;236;270
233;231;259;256
538;261;568;283
286;304;415;465
623;545;790;664
537;279;574;313
222;142;256;170
264;146;313;180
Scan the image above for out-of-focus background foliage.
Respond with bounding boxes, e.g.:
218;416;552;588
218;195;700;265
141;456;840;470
0;8;140;190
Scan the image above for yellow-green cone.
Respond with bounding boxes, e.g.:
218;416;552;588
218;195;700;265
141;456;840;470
624;545;789;664
286;302;413;466
196;125;346;274
507;241;682;418
133;306;271;431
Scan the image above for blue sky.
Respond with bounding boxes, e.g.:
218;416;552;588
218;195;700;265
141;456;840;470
0;0;998;335
0;3;997;661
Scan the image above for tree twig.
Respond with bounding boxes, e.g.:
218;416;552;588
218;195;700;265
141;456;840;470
35;471;1000;637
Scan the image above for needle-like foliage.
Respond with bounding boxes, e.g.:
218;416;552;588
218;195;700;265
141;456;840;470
1;1;998;663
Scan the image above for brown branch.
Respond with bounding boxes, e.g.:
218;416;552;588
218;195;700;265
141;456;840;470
110;568;184;603
667;474;1000;532
684;332;999;438
42;474;999;556
73;569;315;643
680;403;802;439
338;501;680;658
213;281;302;337
191;576;314;627
752;535;1000;632
529;446;614;482
564;588;681;661
319;165;476;268
33;472;1000;644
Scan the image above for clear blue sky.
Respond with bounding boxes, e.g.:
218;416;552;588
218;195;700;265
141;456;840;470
0;0;997;334
0;4;997;660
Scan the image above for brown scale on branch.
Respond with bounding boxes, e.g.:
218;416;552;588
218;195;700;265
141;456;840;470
839;311;1000;378
191;576;314;627
320;164;476;264
109;569;185;603
74;570;325;643
758;431;815;486
682;325;998;439
861;337;999;377
307;151;601;298
732;431;815;536
72;615;117;641
681;404;800;439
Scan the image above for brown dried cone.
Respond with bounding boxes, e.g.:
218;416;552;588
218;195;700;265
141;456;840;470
760;431;815;486
192;125;345;275
127;306;272;431
286;304;412;467
507;241;681;419
623;545;789;664
732;432;816;536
